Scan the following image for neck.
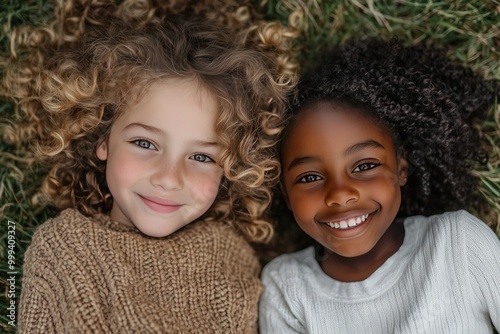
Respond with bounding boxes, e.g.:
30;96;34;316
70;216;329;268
319;220;405;282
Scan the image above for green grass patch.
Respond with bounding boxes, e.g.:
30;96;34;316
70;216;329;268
1;0;499;332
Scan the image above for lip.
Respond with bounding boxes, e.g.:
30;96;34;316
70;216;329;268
317;210;376;238
138;194;183;214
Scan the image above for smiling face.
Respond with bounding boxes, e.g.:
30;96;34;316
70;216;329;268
281;101;407;258
96;78;223;237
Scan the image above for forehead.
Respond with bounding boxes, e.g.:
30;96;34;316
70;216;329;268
110;79;219;145
282;101;395;159
118;78;219;134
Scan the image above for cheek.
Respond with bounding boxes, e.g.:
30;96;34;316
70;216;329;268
106;151;142;185
364;171;402;214
288;191;317;224
382;170;401;194
291;199;321;239
371;171;401;200
190;170;223;205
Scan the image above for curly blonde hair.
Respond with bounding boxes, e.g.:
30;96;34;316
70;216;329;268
2;0;299;243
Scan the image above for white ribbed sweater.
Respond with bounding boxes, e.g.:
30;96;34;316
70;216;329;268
259;210;500;333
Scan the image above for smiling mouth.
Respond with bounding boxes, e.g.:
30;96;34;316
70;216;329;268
139;195;183;214
322;213;370;230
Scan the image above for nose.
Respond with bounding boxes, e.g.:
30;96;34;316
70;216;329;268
150;160;184;191
324;178;359;207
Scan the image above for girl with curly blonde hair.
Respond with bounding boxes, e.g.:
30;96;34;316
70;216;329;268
2;0;298;332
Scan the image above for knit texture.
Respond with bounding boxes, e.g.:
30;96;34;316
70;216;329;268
19;209;262;333
259;210;500;333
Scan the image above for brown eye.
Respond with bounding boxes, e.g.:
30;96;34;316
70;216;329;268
298;174;323;183
353;163;380;172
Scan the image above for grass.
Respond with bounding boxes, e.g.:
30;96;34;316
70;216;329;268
0;1;56;330
0;0;499;332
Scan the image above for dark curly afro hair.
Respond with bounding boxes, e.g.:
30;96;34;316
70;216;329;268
282;37;498;219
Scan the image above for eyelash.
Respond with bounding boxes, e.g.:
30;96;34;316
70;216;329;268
132;139;157;150
189;154;215;163
353;162;381;172
297;174;323;183
131;140;215;163
296;162;381;183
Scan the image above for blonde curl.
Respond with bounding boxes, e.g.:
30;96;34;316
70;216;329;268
2;0;300;243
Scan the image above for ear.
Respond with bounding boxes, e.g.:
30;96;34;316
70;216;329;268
96;139;108;161
398;157;408;186
280;183;292;210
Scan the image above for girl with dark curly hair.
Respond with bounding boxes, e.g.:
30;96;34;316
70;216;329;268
259;38;499;333
2;1;298;332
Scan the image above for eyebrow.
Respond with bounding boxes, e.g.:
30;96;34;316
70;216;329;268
286;139;385;172
123;122;220;147
191;140;221;148
344;139;385;156
124;122;164;136
287;156;319;171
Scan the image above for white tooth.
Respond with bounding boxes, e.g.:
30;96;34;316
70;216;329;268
339;221;348;229
334;222;340;228
347;218;356;227
328;222;335;228
356;217;361;224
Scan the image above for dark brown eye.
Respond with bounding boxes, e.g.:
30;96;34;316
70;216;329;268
353;163;380;172
298;174;323;183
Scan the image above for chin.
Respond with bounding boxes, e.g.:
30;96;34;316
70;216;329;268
137;225;177;238
327;244;374;259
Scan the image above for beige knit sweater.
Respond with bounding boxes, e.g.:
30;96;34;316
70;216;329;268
19;209;262;333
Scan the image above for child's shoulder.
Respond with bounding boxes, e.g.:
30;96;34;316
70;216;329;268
35;207;92;230
262;247;316;280
408;210;491;233
22;209;106;269
432;209;483;224
178;220;260;265
27;209;104;250
34;208;107;237
406;210;498;249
